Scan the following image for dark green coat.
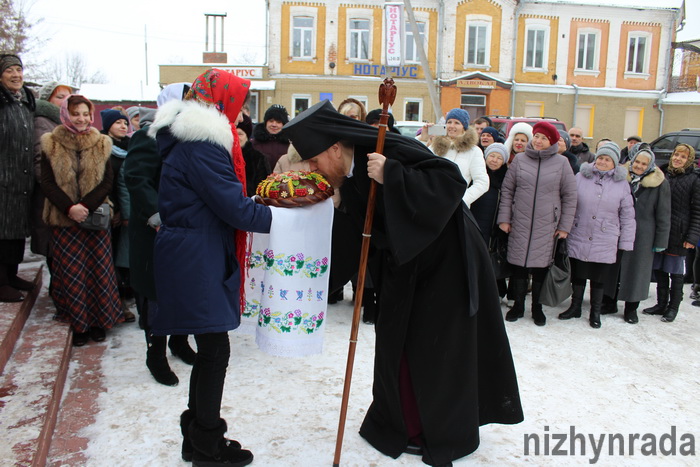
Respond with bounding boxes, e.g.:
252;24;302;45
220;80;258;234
0;84;35;239
124;124;160;299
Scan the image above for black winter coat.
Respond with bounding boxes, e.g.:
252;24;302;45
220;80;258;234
470;164;508;245
660;163;700;256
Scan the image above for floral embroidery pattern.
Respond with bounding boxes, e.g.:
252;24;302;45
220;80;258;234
248;249;329;278
257;308;325;334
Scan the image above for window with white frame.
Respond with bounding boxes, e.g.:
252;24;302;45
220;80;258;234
405;21;426;63
523;19;549;72
465;16;491;67
248;92;259;123
293;95;311;116
292;16;314;59
349;18;370;60
626;32;651;76
576;29;599;72
348;96;368;111
404;99;422;122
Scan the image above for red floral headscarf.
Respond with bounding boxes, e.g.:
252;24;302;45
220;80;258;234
187;69;252;314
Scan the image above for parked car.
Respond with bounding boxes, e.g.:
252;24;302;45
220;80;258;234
394;121;423;137
486;116;567;138
649;129;700;164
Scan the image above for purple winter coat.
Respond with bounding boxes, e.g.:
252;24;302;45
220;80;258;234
497;143;577;268
567;163;636;264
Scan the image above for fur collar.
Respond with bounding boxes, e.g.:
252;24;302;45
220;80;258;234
429;127;479;157
35;99;61;124
623;162;666;188
148;100;233;153
580;162;628;182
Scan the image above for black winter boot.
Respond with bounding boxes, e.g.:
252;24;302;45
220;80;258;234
589;287;603;328
505;278;526;322
190;419;251;467
601;294;618;314
146;334;179;386
624;301;639;324
169;335;197;365
559;283;585;319
643;272;669;315
531;282;546;326
662;274;684;322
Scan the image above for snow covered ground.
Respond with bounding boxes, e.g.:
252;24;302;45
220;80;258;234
54;277;699;467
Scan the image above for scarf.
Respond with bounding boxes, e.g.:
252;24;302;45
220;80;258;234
59;94;94;135
187;69;252;313
666;143;696;176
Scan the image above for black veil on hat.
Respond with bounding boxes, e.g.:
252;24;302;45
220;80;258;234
281;100;430;160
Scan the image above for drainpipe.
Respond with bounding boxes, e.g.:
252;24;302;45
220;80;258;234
509;1;525;115
437;0;445;105
571;84;579;128
658;88;666;136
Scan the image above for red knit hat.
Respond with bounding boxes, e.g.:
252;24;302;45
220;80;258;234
532;121;560;146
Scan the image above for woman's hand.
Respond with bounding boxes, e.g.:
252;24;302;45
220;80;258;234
367;152;386;184
555;230;568;239
68;204;89;223
683;241;695;249
499;222;511;233
418;123;433;143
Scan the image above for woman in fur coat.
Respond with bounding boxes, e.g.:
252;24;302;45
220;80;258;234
150;69;272;466
40;95;124;346
614;145;670;323
418;108;489;207
559;142;636;328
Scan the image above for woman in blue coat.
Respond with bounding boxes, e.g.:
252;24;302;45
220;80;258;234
150;69;272;466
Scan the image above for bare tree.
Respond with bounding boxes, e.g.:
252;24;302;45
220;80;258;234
0;0;40;55
35;52;107;86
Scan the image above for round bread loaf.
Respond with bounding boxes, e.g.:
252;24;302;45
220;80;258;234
256;171;334;207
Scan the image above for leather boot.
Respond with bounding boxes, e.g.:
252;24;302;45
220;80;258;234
690;284;700;300
0;264;23;302
146;334;179;386
181;410;243;461
643;272;669;315
589;287;603;328
169;335;197;365
190;419;251;467
559;283;585;319
531;281;546;326
7;263;34;291
505;278;526;322
624;301;639;324
601;293;618;314
662;274;684;322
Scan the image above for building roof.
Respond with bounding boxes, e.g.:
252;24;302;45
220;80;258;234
660;91;700;105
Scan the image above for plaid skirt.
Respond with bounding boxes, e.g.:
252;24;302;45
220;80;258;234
50;225;123;332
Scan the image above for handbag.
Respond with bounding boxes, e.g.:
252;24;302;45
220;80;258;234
539;237;572;307
79;202;111;231
489;234;512;280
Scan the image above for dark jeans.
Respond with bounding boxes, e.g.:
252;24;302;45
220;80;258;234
188;332;230;429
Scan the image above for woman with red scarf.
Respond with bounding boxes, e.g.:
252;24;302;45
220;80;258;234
149;69;272;466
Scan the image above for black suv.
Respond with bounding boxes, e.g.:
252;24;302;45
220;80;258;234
649;129;700;163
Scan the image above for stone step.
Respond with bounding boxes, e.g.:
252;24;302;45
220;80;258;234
0;266;74;467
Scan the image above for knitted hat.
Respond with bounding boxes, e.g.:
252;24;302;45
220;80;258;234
0;54;22;74
445;108;470;129
596;142;621;167
38;81;77;101
138;107;157;127
126;106;140;120
558;130;571;150
484;142;508;164
100;109;128;132
264;104;289;124
532;121;560;146
481;126;504;143
238;113;254;139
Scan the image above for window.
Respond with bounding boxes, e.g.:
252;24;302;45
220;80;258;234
348;95;368;111
405;21;426;63
248;92;259;123
522;19;550;72
404;99;422;121
574;105;594;137
461;94;486;107
626;33;651;76
466;21;490;66
293;16;314;58
349;18;370;60
623;107;643;140
576;30;598;71
292;95;311;116
524;102;544;117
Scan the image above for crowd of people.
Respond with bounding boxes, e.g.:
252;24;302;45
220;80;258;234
2;50;697;467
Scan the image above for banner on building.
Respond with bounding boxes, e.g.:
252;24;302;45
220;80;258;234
385;3;404;67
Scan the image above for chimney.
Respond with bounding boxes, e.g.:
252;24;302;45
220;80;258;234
203;13;228;63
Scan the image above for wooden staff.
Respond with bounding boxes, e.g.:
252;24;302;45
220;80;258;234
333;77;396;467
